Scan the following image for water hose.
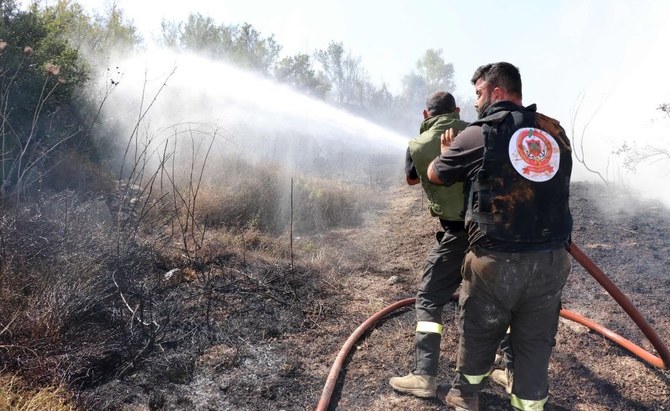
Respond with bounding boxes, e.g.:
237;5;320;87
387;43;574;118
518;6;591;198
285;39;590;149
316;242;670;410
316;297;416;411
566;242;670;369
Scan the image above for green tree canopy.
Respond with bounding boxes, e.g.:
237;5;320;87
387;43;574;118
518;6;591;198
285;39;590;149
274;53;330;99
314;41;372;108
416;48;455;92
160;14;281;75
400;48;456;118
0;0;135;201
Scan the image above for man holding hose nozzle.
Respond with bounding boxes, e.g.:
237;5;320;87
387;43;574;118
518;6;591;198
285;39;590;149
427;62;573;410
391;91;513;400
389;91;470;398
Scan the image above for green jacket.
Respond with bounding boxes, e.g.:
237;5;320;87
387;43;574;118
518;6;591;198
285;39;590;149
408;113;469;221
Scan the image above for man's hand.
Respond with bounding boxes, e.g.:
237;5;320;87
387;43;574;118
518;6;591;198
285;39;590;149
406;176;420;185
440;128;457;154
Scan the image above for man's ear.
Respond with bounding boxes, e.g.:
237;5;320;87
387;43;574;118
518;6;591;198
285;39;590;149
492;87;505;101
455;107;461;114
423;109;429;119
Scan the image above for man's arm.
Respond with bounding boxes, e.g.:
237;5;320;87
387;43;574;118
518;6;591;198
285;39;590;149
405;148;420;185
428;126;484;186
427;128;456;185
426;161;442;185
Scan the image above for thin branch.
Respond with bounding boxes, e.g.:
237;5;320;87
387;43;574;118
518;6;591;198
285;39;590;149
119;66;176;180
569;94;609;184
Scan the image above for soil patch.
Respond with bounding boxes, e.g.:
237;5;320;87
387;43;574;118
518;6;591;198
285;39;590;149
78;181;670;410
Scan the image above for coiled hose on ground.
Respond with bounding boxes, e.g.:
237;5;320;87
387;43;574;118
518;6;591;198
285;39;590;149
315;242;670;411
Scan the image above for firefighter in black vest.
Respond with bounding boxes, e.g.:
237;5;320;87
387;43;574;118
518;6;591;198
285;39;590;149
389;92;469;398
427;62;573;410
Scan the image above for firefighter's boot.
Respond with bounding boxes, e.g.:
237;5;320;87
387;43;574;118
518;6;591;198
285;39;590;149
389;373;437;398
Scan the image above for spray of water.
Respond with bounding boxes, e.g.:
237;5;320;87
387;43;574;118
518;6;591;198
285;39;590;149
92;49;412;233
98;49;408;173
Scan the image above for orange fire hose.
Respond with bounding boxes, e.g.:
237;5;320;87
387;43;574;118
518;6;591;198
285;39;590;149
315;298;416;411
316;242;670;410
566;242;670;369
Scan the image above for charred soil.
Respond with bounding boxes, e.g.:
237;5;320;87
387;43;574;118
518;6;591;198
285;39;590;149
4;181;670;410
88;181;670;410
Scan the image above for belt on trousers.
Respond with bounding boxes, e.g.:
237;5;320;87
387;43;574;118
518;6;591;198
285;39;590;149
471;245;565;263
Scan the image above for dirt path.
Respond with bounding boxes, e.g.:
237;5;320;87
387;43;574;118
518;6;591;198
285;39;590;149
314;182;670;410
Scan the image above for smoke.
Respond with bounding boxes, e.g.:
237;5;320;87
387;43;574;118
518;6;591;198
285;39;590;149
568;30;670;209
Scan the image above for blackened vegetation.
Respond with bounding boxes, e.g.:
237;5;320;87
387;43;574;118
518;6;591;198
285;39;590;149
1;182;669;410
0;187;333;409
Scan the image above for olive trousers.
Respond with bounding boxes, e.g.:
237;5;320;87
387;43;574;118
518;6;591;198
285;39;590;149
413;227;468;375
453;245;570;407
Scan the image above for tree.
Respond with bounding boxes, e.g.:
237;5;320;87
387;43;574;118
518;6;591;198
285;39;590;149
614;103;670;173
1;0;18;21
274;53;330;99
230;22;281;73
398;48;457;126
178;13;229;55
0;1;105;202
85;1;140;55
401;49;455;105
314;41;368;107
400;72;429;111
38;0;140;59
159;19;180;49
416;48;455;92
161;15;280;75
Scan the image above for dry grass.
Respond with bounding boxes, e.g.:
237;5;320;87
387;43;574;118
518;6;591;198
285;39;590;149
191;165;376;234
0;374;73;411
0;191;152;395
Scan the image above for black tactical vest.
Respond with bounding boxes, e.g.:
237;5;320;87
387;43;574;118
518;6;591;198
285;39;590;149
467;102;572;244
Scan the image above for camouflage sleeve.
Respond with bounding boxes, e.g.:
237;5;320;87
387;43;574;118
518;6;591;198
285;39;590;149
536;112;571;151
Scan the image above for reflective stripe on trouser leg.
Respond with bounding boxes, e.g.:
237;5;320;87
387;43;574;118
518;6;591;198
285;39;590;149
461;371;491;385
450;370;490;397
416;321;443;334
511;394;547;411
414;322;443;376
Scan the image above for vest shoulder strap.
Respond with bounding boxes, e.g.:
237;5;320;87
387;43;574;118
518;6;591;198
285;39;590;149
470;110;510;127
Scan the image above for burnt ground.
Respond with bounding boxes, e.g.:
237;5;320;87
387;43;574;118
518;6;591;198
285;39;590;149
81;181;670;410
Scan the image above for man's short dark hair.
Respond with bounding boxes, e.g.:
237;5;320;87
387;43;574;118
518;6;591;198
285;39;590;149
471;62;522;98
426;91;457;116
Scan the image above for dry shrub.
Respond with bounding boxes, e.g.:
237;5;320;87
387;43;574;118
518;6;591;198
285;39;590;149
1;191;113;303
194;165;375;234
195;226;279;263
0;374;73;411
0;161;362;409
195;164;284;231
292;176;370;233
0;191;154;389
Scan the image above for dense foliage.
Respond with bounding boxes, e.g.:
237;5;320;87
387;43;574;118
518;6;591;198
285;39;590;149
0;0;141;202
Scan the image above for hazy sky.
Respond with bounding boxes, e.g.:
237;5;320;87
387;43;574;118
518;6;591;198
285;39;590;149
77;2;670;91
24;0;670;200
79;1;670;127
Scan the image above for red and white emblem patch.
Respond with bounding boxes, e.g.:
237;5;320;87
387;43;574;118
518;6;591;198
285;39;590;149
508;127;560;182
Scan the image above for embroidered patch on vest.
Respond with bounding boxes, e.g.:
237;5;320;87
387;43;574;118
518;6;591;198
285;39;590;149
508;127;560;182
